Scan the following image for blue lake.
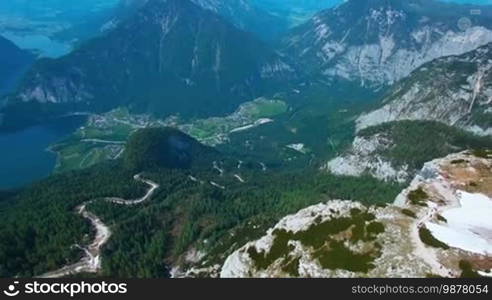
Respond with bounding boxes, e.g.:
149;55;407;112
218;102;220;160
0;116;86;190
2;31;72;58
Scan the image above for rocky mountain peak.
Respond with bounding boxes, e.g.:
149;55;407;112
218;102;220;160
221;151;492;278
1;0;295;129
356;42;492;135
283;0;492;88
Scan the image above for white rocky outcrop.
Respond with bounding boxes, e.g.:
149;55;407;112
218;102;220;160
285;1;492;88
221;151;492;278
324;134;410;183
356;43;492;134
324;26;492;87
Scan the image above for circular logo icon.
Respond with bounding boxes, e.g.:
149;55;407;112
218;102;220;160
457;17;472;31
3;282;20;297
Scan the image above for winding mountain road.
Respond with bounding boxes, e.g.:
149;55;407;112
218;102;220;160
40;175;159;278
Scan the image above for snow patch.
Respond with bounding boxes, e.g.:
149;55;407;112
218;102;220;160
426;191;492;255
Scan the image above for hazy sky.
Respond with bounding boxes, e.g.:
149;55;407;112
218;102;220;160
443;0;492;3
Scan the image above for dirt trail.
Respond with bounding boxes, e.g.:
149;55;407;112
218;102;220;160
409;203;454;277
40;175;159;278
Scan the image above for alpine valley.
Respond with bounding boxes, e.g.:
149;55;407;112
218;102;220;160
0;0;491;279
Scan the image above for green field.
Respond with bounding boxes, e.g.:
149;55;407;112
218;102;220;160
51;99;289;172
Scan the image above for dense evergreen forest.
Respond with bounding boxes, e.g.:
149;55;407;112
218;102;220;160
358;120;492;169
0;128;403;277
0;163;145;277
2;123;491;277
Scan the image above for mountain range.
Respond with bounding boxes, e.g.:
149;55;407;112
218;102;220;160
111;0;289;41
3;0;492;130
1;0;296;129
1;0;492;279
326;42;492;183
282;0;492;89
250;0;342;27
0;35;33;97
357;42;492;135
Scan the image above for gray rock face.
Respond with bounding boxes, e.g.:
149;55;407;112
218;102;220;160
283;0;492;88
4;0;297;125
114;0;287;41
357;42;492;134
324;134;410;183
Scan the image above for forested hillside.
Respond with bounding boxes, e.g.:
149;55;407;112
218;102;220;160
0;128;402;277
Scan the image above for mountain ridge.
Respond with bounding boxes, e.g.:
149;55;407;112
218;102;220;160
356;42;492;135
221;151;492;278
1;0;297;130
0;35;34;97
109;0;289;41
282;0;492;88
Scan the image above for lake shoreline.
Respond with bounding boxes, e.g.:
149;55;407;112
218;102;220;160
0;115;87;190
